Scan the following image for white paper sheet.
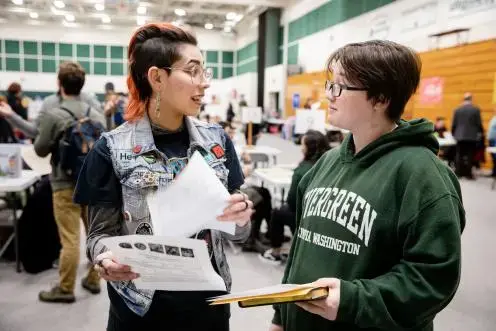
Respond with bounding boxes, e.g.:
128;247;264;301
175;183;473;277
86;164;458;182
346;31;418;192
101;235;227;291
147;151;235;237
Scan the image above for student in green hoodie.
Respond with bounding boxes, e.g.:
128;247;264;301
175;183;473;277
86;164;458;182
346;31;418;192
270;40;465;331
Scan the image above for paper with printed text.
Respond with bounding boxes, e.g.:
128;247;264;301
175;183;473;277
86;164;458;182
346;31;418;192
101;234;227;291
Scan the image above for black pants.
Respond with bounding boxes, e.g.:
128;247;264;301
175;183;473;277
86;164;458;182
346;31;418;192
455;141;476;178
107;283;230;331
490;139;496;177
249;187;272;241
270;205;296;248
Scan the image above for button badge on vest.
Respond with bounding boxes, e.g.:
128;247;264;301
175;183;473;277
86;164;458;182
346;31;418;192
133;145;142;154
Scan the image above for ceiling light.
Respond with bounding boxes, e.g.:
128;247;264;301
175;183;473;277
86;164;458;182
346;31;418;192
226;12;236;20
234;14;243;22
12;0;23;5
225;20;236;27
224;26;232;33
204;23;213;30
95;3;104;11
29;12;39;19
102;15;110;23
174;8;186;16
65;14;75;22
53;0;65;9
137;6;146;15
136;16;146;26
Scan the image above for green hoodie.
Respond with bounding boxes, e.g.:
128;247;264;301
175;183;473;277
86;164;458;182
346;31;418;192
273;119;465;331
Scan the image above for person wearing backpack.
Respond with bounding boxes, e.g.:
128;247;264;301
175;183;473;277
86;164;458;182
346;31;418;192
33;61;105;303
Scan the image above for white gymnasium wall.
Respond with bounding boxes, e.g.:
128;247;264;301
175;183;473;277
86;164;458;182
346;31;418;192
235;19;259;49
264;64;284;112
294;0;496;72
0;22;236;94
281;0;330;24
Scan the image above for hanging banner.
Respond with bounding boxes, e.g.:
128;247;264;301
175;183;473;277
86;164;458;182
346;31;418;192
419;77;444;105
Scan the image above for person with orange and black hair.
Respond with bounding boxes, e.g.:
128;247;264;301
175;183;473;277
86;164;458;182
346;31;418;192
73;23;252;331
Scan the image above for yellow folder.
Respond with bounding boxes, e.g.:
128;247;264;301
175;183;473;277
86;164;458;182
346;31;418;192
208;284;329;308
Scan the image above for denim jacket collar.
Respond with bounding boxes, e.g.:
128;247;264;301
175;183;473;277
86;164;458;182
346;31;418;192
131;115;213;159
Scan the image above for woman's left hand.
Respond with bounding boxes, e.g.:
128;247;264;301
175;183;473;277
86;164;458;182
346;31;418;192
217;192;253;227
295;278;341;321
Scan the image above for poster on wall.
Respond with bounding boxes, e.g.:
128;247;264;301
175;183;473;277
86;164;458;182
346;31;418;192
448;0;496;18
294;109;326;134
292;93;300;108
419;77;444;105
401;1;438;32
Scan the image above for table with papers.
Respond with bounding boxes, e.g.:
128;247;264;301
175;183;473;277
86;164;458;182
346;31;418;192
0;170;41;272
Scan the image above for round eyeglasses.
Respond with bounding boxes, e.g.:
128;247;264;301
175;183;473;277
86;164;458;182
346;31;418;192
163;66;213;85
324;80;367;97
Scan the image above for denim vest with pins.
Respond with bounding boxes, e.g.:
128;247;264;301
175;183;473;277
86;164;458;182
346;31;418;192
103;115;232;316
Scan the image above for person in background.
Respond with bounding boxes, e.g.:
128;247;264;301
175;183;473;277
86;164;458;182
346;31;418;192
237;151;273;253
73;23;252;331
0;66;102;140
451;93;483;179
239;94;247;108
488;106;496;177
260;130;329;264
0;99;18;144
303;97;312;109
32;61;104;303
270;40;464;331
7;82;28;120
226;102;235;123
104;82;118;130
434;116;447;138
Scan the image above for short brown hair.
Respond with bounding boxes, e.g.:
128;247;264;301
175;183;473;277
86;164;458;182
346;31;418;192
58;61;86;96
326;40;421;121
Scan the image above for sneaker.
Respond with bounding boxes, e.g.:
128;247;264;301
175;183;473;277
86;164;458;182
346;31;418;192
259;249;282;265
39;286;75;303
81;277;101;294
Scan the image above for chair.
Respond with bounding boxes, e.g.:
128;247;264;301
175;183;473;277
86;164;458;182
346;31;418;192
250;153;269;169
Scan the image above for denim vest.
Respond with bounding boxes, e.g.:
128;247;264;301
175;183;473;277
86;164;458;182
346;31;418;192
103;116;233;316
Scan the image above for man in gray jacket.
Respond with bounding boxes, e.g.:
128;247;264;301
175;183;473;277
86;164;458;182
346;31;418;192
34;61;105;303
451;93;484;179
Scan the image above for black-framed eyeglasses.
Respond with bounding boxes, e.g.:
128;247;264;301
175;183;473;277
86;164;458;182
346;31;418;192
325;80;367;97
162;66;213;85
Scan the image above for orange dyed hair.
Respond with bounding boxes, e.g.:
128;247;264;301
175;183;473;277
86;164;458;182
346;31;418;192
125;23;197;122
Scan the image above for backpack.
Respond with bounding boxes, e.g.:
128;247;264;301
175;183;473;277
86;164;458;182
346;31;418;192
18;175;61;273
57;106;105;180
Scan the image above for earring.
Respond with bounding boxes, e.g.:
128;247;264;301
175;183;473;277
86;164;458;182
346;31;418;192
154;93;161;118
